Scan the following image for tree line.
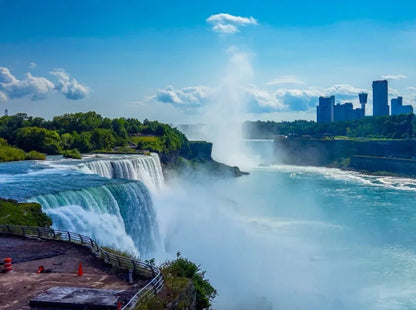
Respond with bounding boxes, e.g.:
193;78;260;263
243;113;416;139
0;112;190;161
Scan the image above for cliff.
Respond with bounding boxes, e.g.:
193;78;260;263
274;137;416;177
162;141;246;178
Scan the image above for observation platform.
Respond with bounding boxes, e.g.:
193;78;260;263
29;287;129;309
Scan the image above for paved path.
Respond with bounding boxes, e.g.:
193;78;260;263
0;236;138;310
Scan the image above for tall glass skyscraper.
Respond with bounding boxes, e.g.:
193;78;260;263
372;80;389;116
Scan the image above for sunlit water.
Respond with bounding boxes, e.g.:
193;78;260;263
1;144;416;309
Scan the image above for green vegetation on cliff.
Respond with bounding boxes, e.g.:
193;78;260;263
0;112;190;160
0;198;52;227
138;256;217;310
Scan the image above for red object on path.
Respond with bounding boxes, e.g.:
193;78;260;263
37;265;45;273
3;258;12;272
78;262;83;276
118;302;122;310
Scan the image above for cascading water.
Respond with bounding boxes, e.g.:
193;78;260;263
0;155;166;259
79;153;164;192
30;181;161;258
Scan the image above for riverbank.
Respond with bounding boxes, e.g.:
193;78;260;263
274;137;416;178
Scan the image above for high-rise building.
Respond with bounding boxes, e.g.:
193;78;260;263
317;96;334;123
372;80;389;116
334;102;353;121
358;92;368;116
391;96;413;115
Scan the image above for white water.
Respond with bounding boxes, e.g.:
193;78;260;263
79;153;164;192
31;181;161;258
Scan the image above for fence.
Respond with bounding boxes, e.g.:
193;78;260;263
0;224;164;310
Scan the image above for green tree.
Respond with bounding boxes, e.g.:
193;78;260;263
16;127;62;154
90;128;116;150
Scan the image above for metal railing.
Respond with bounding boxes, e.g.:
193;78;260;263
0;224;164;310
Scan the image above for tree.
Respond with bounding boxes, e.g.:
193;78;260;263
15;127;62;154
90;128;116;150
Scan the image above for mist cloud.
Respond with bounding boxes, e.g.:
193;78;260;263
0;66;89;102
207;13;257;34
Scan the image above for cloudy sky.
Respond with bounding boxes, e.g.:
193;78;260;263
1;0;416;123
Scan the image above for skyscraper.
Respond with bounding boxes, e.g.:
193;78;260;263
372;80;389;116
316;96;334;123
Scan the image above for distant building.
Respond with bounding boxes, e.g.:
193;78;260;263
372;80;389;116
391;96;413;115
334;102;353;121
317;96;335;123
4;109;8;116
358;92;368;116
334;101;364;122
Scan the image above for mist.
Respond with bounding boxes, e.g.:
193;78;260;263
154;152;416;309
193;49;261;169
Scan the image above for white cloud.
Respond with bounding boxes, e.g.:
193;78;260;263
245;86;286;112
267;75;305;85
50;69;89;100
274;88;322;111
29;62;37;69
0;92;7;103
388;87;400;96
324;84;367;99
154;83;368;113
381;74;407;80
212;23;239;34
0;66;89;102
0;67;54;100
156;85;210;106
408;86;416;91
206;13;257;34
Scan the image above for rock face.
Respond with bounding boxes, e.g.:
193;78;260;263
162;141;247;178
166;281;197;310
274;137;416;176
187;141;213;161
275;137;416;166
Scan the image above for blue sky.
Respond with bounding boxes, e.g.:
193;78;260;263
1;0;416;123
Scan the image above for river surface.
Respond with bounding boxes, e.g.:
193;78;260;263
1;146;416;309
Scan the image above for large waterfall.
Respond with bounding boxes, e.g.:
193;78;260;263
79;153;164;192
0;153;167;258
30;181;161;258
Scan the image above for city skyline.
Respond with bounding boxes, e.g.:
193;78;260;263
1;1;416;124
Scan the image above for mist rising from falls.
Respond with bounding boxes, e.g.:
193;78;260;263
30;181;161;258
79;153;164;192
196;50;261;169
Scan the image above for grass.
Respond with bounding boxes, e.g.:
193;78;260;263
0;198;52;227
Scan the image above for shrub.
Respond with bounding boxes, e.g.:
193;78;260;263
25;150;46;160
161;257;217;309
62;149;82;159
0;145;25;162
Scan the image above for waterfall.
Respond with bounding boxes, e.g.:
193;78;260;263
80;153;164;192
30;181;161;258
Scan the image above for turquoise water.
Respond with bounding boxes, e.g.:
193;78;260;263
1;148;416;309
156;141;416;309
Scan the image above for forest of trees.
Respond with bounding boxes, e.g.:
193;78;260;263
0;112;190;161
243;113;416;140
